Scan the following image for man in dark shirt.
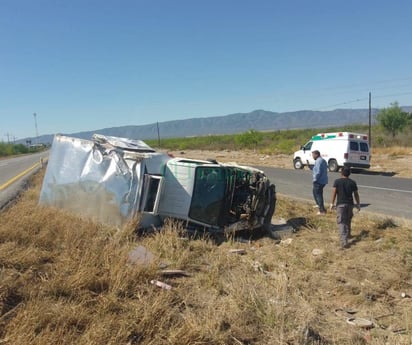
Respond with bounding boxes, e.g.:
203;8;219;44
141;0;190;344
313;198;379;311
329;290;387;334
330;167;360;249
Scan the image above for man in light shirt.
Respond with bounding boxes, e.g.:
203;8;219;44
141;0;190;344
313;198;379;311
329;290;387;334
309;150;328;215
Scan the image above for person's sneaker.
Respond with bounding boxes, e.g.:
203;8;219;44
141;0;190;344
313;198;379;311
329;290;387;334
313;205;319;208
316;211;326;215
340;241;349;249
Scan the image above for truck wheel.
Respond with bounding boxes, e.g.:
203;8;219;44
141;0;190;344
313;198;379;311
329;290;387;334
293;158;304;169
328;159;339;172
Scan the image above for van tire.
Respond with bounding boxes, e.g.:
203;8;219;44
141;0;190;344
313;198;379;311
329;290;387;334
328;159;339;172
293;158;304;170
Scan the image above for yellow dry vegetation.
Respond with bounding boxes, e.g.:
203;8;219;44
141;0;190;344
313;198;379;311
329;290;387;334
0;169;411;344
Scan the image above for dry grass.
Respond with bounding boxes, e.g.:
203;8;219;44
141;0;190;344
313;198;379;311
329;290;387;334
170;148;412;178
0;170;411;344
368;146;412;177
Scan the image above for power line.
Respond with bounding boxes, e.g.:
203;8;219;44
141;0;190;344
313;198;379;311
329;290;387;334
313;76;412;93
314;97;369;110
372;91;412;100
314;91;412;111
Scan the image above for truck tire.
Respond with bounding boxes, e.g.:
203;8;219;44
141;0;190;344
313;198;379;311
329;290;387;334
328;159;339;172
293;158;304;170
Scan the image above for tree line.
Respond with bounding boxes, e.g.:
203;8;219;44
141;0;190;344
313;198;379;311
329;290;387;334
376;101;411;138
0;143;44;157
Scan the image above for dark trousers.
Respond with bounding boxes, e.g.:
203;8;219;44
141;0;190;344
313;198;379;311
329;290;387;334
336;204;354;247
312;182;326;212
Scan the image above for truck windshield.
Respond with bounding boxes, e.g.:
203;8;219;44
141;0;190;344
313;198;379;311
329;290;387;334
189;167;226;226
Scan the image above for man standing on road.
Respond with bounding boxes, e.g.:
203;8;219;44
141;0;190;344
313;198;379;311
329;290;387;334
309;150;328;215
330;167;360;249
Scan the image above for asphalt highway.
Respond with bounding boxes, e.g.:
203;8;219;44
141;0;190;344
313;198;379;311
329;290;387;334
258;166;412;220
0;151;49;209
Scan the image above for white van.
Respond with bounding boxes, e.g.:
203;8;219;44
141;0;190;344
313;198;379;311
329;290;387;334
293;132;371;172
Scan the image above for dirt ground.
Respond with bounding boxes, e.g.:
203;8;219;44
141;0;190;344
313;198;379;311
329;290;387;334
168;149;412;178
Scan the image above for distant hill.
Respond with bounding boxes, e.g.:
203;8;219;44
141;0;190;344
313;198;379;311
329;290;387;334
25;107;388;145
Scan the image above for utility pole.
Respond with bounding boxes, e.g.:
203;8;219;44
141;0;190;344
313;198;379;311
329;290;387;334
156;122;161;148
5;133;10;143
368;92;372;147
33;113;39;144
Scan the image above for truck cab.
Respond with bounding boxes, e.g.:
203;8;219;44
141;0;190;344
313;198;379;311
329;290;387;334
158;158;276;232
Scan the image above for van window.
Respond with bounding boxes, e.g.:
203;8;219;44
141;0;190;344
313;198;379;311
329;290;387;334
360;142;369;152
350;142;359;151
303;141;313;150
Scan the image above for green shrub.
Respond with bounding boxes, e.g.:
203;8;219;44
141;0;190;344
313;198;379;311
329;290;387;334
144;124;410;154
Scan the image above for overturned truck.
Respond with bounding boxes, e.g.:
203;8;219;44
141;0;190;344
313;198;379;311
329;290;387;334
39;134;276;234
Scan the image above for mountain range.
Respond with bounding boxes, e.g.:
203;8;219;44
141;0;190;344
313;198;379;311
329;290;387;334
24;106;411;145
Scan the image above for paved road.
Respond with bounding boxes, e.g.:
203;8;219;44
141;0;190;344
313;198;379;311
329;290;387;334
258;166;412;220
0;151;49;209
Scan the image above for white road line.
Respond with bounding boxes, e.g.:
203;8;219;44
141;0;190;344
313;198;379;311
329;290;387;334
358;185;412;194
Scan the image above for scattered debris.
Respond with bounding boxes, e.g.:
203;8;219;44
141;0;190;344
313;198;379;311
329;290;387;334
388;325;407;334
150;280;172;290
376;218;398;229
400;292;410;298
346;317;374;329
229;248;247;255
268;218;295;240
128;245;154;266
280;238;293;246
311;248;324;256
158;262;168;269
160;269;190;277
252;261;265;272
335;308;357;315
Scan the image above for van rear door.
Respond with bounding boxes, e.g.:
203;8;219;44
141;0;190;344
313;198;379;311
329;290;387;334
347;140;370;168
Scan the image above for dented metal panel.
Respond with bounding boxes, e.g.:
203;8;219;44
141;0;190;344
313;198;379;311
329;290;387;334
157;159;197;219
39;134;169;226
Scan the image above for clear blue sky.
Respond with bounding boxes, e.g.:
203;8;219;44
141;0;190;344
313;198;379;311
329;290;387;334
1;0;412;141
